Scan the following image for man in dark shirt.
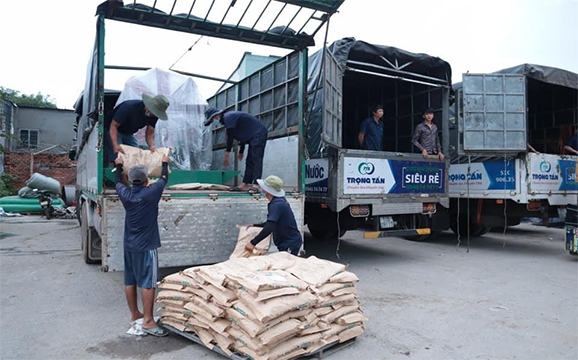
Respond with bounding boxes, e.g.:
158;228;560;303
244;175;303;256
564;131;578;155
105;94;170;164
412;107;445;160
114;154;170;337
358;104;384;151
204;108;268;192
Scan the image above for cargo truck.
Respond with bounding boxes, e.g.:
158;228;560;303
207;38;453;241
448;64;578;236
71;0;346;271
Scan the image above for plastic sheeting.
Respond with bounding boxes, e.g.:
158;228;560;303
453;63;578;90
305;37;452;156
115;68;211;170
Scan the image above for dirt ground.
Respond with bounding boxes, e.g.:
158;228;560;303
1;216;576;360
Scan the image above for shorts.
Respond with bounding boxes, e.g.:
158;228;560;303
124;249;158;288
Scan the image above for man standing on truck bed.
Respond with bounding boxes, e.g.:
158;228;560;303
105;94;170;164
204;107;268;193
244;175;303;256
412;107;445;160
114;155;170;337
358;104;384;151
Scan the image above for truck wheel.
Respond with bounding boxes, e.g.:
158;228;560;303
307;225;341;241
404;215;431;242
450;216;487;237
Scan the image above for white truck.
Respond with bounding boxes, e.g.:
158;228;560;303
71;0;346;271
208;38;454;242
448;65;578;236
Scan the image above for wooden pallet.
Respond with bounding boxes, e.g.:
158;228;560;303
162;324;356;360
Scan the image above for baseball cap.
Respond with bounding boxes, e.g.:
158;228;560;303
128;165;148;185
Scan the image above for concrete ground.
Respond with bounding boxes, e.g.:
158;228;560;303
1;216;576;360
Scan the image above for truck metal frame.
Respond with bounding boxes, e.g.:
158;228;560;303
74;0;344;271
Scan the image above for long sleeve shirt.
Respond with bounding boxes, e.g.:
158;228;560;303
412;122;441;154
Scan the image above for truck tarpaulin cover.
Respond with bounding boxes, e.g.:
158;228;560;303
306;37;452;156
115;68;212;170
453;63;578;90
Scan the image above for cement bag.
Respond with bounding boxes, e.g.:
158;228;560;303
26;173;61;195
229;225;271;259
118;144;170;177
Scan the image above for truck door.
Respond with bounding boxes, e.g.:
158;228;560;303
321;49;343;148
461;73;527;152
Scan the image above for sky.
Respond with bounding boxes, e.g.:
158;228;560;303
1;0;577;110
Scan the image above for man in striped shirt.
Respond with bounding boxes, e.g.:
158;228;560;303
412;107;445;161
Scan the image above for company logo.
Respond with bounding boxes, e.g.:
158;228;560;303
540;161;551;173
358;162;375;175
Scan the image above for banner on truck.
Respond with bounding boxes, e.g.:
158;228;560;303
449;161;516;191
343;157;445;195
529;155;578;191
305;158;329;193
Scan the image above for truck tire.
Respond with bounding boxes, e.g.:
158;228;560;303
307;225;345;241
450;215;487;237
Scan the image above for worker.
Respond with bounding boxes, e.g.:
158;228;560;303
105;94;170;164
244;175;303;256
358;104;384;150
114;155;170;337
564;128;578;155
204;107;268;193
412;107;445;160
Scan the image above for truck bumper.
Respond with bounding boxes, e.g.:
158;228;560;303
363;228;431;239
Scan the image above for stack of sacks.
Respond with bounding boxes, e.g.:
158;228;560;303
156;252;367;360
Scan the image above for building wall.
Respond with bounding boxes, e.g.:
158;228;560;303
12;107;76;154
3;152;76;190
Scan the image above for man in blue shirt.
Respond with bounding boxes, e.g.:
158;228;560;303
244;175;303;256
105;94;170;164
114;154;170;337
358;104;384;151
205;108;268;193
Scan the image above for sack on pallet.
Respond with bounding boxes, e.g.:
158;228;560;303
160;299;187;307
311;282;355;296
184;301;220;322
237;290;317;323
257;318;301;347
316;293;357;308
336;311;369;325
118;145;171;177
158;282;183;291
328;270;360;283
226;270;308;293
319;305;359;324
162;272;199;287
227;326;269;355
157;290;195;302
338;324;365;343
161;318;187;332
199;282;237;307
191;296;225;318
332;286;357;297
286;256;347;287
236;286;300;302
264;251;301;271
208;329;234;356
267;333;323;360
191;325;215;350
229;225;271;259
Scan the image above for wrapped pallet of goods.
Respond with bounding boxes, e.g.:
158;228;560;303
156;252;367;360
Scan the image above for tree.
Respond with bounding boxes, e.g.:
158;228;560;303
0;86;57;109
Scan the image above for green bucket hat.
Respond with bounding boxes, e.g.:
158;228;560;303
142;94;170;120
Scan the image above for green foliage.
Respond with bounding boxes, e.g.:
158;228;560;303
0;173;17;198
0;86;57;109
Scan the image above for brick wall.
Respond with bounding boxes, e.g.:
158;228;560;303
4;152;76;190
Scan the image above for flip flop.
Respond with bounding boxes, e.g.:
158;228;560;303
143;326;169;337
230;186;245;192
247;187;260;194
